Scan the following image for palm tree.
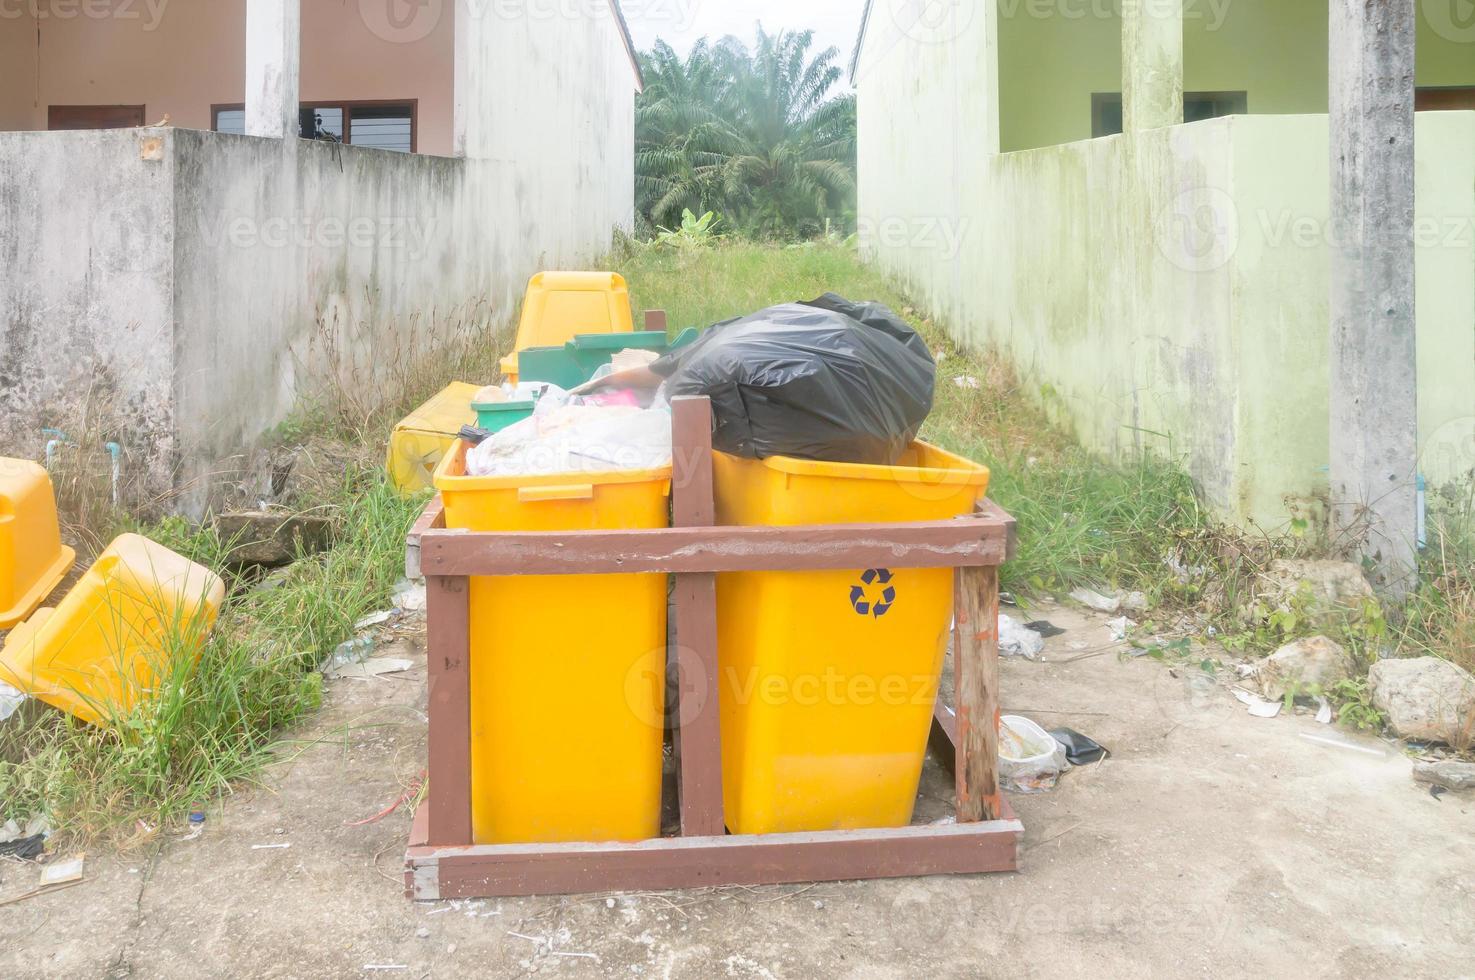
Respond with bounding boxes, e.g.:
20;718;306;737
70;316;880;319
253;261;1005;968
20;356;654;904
634;28;857;239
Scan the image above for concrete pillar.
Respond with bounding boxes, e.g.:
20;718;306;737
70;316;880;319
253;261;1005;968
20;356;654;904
1329;0;1419;597
244;0;300;140
1122;0;1183;133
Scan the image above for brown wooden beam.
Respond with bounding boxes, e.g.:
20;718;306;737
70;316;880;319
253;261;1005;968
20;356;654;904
954;565;1002;822
419;519;1010;577
669;397;726;838
406;815;1021;900
425;573;472;846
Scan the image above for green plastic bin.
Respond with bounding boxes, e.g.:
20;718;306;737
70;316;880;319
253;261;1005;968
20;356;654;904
472;399;536;433
518;329;699;389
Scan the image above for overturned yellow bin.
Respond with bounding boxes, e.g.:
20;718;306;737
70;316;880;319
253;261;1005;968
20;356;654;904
712;444;990;836
386;382;480;496
0;534;225;726
500;271;636;383
433;441;669;844
0;458;75;629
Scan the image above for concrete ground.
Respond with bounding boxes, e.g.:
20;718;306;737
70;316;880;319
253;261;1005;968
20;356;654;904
1;602;1470;978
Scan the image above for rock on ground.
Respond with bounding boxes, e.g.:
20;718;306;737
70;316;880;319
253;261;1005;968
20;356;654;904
1258;635;1355;701
215;511;333;567
1413;760;1475;792
1257;559;1379;627
1369;657;1475;746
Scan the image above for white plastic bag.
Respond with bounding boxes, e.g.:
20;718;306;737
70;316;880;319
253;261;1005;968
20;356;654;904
465;404;672;478
998;715;1068;793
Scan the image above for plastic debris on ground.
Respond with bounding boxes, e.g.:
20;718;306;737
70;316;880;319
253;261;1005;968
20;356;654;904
327;657;415;681
38;855;84;886
654;293;935;465
0;834;45;860
1105;615;1136;641
392;578;427;613
1050;728;1109;766
0;680;26;722
1025;620;1066;638
1234;688;1284;718
998;715;1069;793
1315;696;1334;724
1070;587;1121;614
998;614;1045;660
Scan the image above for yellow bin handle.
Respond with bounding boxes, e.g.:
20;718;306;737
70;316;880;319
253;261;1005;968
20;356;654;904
517;484;596;503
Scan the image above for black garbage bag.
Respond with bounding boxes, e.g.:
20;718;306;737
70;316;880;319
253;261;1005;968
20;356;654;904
653;293;935;464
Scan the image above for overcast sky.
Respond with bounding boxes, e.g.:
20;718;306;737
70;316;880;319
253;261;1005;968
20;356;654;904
623;0;866;67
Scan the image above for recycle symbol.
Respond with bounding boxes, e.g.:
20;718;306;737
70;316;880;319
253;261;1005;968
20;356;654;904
850;568;897;618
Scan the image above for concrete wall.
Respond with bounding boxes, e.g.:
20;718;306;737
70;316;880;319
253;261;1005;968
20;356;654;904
0;1;456;155
857;9;1475;528
997;0;1475;152
0;5;636;512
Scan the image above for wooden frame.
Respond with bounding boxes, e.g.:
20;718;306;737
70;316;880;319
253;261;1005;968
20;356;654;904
404;396;1021;899
212;99;419;152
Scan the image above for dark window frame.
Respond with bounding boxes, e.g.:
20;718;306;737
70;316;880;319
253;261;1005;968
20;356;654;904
1090;91;1249;138
48;105;147;130
211;99;418;153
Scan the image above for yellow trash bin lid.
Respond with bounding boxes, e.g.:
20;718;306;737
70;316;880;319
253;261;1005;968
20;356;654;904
0;533;225;727
502;271;636;382
0;457;76;630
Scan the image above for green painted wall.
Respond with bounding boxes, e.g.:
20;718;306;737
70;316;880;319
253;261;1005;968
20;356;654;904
999;0;1475;153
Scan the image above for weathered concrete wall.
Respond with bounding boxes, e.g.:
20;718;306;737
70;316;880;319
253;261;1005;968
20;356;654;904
0;5;636;513
856;9;1475;529
0;1;456;155
0;129;178;489
996;0;1475;152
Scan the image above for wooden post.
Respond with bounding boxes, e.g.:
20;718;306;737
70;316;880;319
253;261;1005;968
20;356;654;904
1122;0;1183;134
1329;0;1419;598
425;574;472;846
953;565;1001;822
244;0;300;140
669;396;726;837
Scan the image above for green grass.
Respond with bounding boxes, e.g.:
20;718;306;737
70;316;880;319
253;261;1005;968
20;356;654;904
0;465;425;841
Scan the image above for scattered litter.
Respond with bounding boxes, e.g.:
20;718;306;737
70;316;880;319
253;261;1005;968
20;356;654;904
1431;785;1449;801
1105;616;1136;641
467;404;673;477
1024;621;1066;638
0;875;86;907
1120;591;1149;613
322;637;376;673
929;815;957;826
0;814;50;845
1298;732;1385;756
392;578;427;613
327;657;414;681
1070;588;1121;614
354;610;394;631
0;835;45;860
1049;728;1108;766
998;715;1068;793
415;927;430;939
1315;696;1333;725
346;772;426;827
953;376;981;390
999;591;1018;607
999;614;1045;660
251;843;291;850
39;856;84;886
1234;688;1283;718
0;681;26;722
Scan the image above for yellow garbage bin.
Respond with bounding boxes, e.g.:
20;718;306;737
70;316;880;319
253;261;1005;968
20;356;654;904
386;382;480;496
433;441;670;845
712;444;990;835
0;534;225;726
0;458;75;629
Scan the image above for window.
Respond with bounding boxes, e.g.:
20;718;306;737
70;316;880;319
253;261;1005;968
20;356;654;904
49;105;146;130
212;101;417;152
1417;87;1475;111
1090;91;1249;138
